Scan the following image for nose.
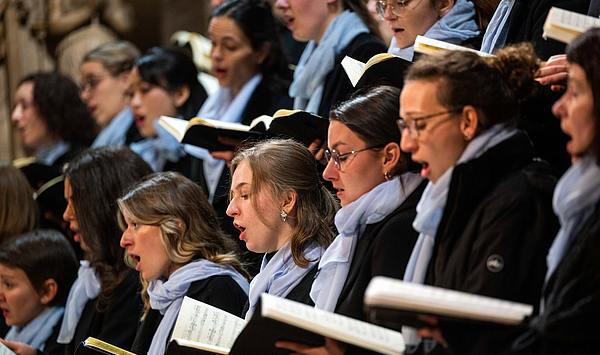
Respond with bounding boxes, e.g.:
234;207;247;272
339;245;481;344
274;0;288;9
130;91;141;110
80;86;90;102
211;44;223;63
552;92;567;120
226;198;238;217
120;228;132;248
383;2;397;21
11;105;21;123
322;158;339;182
400;129;418;153
63;200;75;224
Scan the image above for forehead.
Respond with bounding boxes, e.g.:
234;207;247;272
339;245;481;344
0;263;23;279
568;63;590;88
328;120;365;150
81;61;109;75
209;16;250;43
400;79;442;115
232;161;252;187
16;81;34;100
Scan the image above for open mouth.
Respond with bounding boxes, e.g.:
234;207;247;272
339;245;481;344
214;68;227;80
420;162;430;179
233;222;246;241
134;114;145;128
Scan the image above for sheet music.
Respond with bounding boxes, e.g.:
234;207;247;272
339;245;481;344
261;293;404;355
0;342;16;355
341;56;366;87
550;7;600;32
171;297;247;349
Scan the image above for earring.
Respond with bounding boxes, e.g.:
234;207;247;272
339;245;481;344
280;210;288;222
464;132;470;140
384;171;391;181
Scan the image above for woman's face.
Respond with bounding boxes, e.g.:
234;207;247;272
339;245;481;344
275;0;333;42
209;16;264;96
227;162;291;253
63;178;89;251
0;264;46;327
382;0;444;49
120;216;174;281
130;67;180;138
80;61;131;129
322;121;388;207
552;63;596;158
11;82;55;149
399;79;467;183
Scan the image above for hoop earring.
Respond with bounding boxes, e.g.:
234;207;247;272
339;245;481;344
384;171;391;181
280;210;288;222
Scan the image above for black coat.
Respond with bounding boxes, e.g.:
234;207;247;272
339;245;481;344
334;181;426;322
511;201;600;355
131;275;248;355
424;132;559;355
317;33;387;118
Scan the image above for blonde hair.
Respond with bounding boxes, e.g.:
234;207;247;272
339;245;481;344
0;163;37;242
230;139;338;268
118;172;248;314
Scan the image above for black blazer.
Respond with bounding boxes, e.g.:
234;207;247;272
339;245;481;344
131;275;248;355
63;269;143;355
334;180;426;321
511;201;600;355
424;132;559;355
317;33;387;118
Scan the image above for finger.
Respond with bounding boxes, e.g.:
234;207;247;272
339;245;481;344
308;139;322;154
217;136;243;147
544;54;567;65
551;84;567;93
416;314;439;325
539;72;568;86
275;341;314;353
535;65;568;78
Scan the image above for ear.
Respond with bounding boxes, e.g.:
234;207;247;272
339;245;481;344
460;105;479;142
438;0;454;18
281;190;297;217
172;85;191;109
256;42;271;67
381;142;401;175
39;279;58;306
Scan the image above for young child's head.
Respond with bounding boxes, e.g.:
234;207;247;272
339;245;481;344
0;230;78;327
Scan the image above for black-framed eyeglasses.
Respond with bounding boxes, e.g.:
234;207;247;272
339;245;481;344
398;108;463;139
325;146;385;171
375;0;424;20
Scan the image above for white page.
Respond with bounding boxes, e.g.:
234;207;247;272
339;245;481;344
547;7;600;33
341;56;366;87
171;297;247;349
158;116;189;142
415;36;495;57
0;342;16;355
260;293;404;355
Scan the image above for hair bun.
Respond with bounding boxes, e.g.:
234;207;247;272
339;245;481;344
488;42;541;102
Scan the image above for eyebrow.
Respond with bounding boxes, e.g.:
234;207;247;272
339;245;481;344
330;141;347;151
232;182;249;191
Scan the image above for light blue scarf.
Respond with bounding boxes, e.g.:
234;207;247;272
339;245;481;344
310;173;423;311
147;259;249;355
130;120;187;172
185;74;262;203
36;140;71;166
388;0;480;61
291;10;369;113
5;306;64;350
480;0;517;53
245;241;324;320
57;260;101;344
545;156;600;284
402;124;517;346
91;107;134;148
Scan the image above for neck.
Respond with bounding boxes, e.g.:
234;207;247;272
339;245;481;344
315;5;345;44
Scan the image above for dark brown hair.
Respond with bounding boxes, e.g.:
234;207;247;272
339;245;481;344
405;42;541;131
0;163;37;242
330;85;421;177
230;139;338;268
64;146;153;312
344;0;382;41
566;27;600;163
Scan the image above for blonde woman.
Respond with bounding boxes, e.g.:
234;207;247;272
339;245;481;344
118;172;249;355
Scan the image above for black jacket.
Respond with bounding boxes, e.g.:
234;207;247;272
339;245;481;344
512;201;600;355
131;275;248;355
425;132;559;355
334;180;426;322
317;33;387;118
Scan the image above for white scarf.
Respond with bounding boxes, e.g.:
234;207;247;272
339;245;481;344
480;0;517;54
5;306;64;350
402;124;517;345
147;259;249;355
310;173;423;311
546;156;600;284
36;140;71;167
388;0;480;61
130;120;187;172
185;74;262;203
57;261;102;344
245;241;324;320
91;107;134;148
290;10;369;113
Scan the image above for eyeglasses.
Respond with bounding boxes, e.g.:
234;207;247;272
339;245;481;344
398;108;463;139
325;146;385;171
375;0;424;20
80;74;109;94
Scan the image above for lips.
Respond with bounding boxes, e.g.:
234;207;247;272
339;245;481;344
233;222;246;241
1;309;7;318
420;162;430;179
213;68;227;80
134;114;145;128
87;105;97;116
283;15;294;28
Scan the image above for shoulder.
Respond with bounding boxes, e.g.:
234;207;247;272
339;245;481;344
338;33;387;62
186;275;248;317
